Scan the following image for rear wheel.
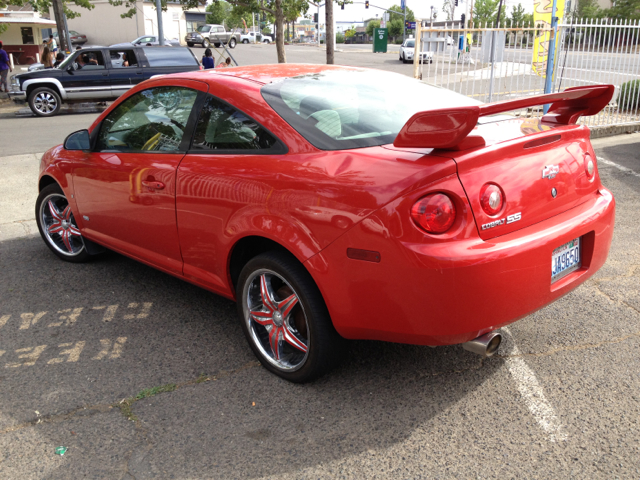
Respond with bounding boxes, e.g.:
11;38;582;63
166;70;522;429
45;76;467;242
263;39;270;43
202;38;210;48
243;39;249;44
237;251;345;382
35;183;90;263
28;87;61;117
228;38;237;48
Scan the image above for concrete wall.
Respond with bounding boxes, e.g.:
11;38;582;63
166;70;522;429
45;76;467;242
141;4;206;44
61;0;143;46
0;23;46;44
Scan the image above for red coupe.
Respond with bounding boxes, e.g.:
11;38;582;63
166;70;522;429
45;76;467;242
35;65;615;382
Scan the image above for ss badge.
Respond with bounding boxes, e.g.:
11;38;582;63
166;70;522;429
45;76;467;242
506;212;522;224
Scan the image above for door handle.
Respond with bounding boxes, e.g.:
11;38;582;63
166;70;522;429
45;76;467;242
142;180;165;190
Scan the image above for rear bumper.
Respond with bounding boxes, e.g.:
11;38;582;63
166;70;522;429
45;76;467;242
306;188;615;346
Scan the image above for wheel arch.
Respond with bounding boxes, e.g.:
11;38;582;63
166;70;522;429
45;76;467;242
39;174;59;192
23;78;67;100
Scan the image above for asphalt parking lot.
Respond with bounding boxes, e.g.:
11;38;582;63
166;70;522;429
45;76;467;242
1;50;640;477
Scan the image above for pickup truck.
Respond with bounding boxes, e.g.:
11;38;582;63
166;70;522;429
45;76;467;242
240;32;273;44
185;25;239;48
9;46;201;117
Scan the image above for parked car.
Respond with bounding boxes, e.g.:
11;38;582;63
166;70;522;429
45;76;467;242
9;46;200;116
110;36;181;47
241;32;273;43
53;30;88;45
34;65;615;382
399;38;433;63
185;24;239;48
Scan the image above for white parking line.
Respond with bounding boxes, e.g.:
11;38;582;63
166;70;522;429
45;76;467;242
597;156;640;178
502;327;568;442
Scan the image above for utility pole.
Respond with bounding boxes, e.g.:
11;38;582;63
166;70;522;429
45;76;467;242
51;0;69;53
155;0;164;46
326;0;334;63
543;0;559;112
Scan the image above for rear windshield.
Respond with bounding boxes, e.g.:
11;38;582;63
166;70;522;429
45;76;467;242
142;47;198;67
261;68;479;150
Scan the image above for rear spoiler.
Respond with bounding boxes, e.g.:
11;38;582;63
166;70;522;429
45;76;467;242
393;85;615;150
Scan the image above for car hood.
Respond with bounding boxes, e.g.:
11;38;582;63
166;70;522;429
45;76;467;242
15;68;63;82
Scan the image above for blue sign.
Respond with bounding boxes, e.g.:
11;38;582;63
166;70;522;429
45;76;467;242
401;0;405;9
405;21;416;29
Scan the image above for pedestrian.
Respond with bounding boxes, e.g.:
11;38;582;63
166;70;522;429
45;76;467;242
202;48;214;69
42;46;54;69
216;57;232;68
47;34;58;53
0;41;12;93
53;51;65;68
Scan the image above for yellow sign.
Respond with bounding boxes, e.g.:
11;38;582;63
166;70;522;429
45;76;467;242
532;0;565;77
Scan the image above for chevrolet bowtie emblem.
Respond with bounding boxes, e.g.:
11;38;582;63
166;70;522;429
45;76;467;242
542;164;560;179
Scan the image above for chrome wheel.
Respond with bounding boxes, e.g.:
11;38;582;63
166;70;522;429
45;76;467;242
33;91;58;114
39;193;84;256
243;269;309;371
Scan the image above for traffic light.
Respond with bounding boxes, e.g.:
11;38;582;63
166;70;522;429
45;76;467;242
461;13;466;26
313;13;318;22
365;1;369;8
455;0;458;5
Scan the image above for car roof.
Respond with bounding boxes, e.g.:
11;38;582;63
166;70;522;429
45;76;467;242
183;64;364;86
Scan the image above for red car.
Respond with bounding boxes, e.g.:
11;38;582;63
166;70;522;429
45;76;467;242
35;65;615;382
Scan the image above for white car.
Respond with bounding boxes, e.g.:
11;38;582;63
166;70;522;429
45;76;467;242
241;32;273;44
399;39;433;64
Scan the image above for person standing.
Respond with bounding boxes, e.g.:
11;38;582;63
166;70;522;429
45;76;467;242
42;46;54;69
0;41;12;93
47;34;58;54
202;48;214;69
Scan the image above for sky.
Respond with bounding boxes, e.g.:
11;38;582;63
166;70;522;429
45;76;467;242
311;0;532;25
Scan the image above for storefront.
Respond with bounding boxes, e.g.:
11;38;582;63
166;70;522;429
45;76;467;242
185;11;206;34
0;12;57;65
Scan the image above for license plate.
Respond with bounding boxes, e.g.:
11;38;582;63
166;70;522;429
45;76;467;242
551;237;581;283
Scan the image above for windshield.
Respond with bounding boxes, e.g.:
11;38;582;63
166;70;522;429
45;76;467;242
197;26;210;33
56;52;78;70
261;68;479;150
404;40;415;48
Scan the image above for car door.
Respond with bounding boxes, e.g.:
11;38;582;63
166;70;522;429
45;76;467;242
72;80;208;274
61;49;111;100
108;48;144;98
176;93;287;293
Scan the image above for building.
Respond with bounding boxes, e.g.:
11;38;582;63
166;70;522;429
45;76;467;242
0;7;56;65
60;0;207;46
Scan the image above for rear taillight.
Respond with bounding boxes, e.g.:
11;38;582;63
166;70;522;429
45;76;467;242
584;152;595;178
480;183;504;216
411;193;456;234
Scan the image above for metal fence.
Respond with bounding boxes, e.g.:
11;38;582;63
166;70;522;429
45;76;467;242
417;19;640;128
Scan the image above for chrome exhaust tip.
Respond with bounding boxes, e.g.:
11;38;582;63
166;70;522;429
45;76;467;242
462;331;502;357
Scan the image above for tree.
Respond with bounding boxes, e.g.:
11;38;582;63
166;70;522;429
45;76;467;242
388;4;414;36
442;0;455;21
206;0;232;25
344;24;356;38
575;0;604;19
108;0;202;19
388;18;403;39
604;0;640;20
471;0;505;26
365;19;380;37
509;3;526;25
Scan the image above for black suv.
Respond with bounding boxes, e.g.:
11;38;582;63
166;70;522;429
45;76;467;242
10;46;201;117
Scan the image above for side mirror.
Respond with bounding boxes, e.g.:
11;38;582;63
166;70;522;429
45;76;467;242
64;129;91;151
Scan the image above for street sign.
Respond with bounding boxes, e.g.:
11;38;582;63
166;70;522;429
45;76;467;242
405;21;416;29
401;0;405;9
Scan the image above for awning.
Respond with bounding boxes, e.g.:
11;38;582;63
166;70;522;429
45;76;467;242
185;12;206;22
0;17;57;25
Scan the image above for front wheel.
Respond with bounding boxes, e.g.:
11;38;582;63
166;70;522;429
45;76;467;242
237;251;345;382
35;183;90;262
263;39;270;43
187;42;194;47
202;38;210;48
228;38;237;48
28;87;61;117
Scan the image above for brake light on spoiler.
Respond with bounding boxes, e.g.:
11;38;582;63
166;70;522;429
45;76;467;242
393;85;615;150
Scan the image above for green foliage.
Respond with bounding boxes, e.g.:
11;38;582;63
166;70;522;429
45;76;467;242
388;4;414;22
336;32;344;43
471;0;505;26
262;27;272;35
206;0;231;25
344;24;356;37
0;0;94;20
618;79;640;110
365;19;380;36
388;18;404;38
0;24;7;35
575;0;604;19
603;0;640;20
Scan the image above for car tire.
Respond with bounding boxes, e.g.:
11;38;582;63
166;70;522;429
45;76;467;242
202;38;210;48
187;42;194;47
236;251;346;383
402;54;408;64
228;38;237;48
28;87;61;117
243;39;249;44
263;39;270;43
35;183;91;263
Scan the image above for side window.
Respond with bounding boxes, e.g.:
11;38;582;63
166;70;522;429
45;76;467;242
96;87;198;152
192;95;280;152
109;49;137;68
75;50;106;70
